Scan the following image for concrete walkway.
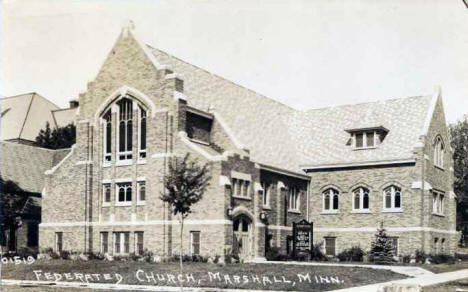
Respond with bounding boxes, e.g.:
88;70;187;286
332;269;468;292
255;260;434;277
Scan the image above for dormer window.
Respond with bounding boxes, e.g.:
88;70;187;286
346;127;388;150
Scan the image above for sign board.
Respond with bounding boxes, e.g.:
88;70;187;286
292;219;313;259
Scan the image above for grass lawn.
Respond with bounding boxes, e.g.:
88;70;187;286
1;286;127;292
1;259;407;292
422;278;468;292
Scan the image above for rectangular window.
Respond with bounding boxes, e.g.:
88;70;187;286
138;108;147;159
137;181;146;205
355;133;364;148
432;190;445;215
261;182;270;207
232;178;250;198
55;232;63;252
191;231;200;256
325;237;336;256
441;238;446;253
390;237;399;255
100;232;108;253
288;187;300;211
366;131;375;147
434;237;439;252
135;232;144;255
103;184;111;205
103;110;112;163
114;232;130;254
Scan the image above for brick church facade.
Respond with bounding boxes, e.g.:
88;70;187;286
38;26;458;260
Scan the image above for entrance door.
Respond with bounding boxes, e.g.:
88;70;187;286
233;216;252;260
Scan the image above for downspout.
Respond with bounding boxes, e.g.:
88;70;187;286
306;179;310;222
163;111;168;257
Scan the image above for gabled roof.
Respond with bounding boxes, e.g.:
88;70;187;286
149;45;437;173
289;95;434;168
0;93;60;142
0;141;70;193
150;47;303;173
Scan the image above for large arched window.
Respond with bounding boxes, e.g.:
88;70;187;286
353;187;370;211
118;98;133;161
383;185;402;211
323;188;339;212
434;136;445;168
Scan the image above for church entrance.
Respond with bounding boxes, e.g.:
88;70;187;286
233;215;252;260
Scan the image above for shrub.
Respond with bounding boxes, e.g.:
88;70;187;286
337;246;364;262
142;250;153;263
16;247;38;259
415;249;427;264
266;247;288;261
310;241;328;261
429;254;455;264
369;228;395;264
455;253;468;261
59;250;70;260
402;255;411;264
87;252;104;260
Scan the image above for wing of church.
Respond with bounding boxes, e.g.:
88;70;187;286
5;26;455;260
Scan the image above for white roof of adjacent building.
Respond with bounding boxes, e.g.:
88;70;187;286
0;93;77;142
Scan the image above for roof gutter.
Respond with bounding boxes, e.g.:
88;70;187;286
257;163;310;180
301;158;416;172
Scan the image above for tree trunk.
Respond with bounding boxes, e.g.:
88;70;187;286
180;215;184;292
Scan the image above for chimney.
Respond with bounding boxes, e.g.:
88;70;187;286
69;99;79;109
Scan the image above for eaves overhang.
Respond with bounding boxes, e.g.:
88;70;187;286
301;158;416;172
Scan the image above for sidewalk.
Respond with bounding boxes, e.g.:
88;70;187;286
254;260;434;277
332;269;468;292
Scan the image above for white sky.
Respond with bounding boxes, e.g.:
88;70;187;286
1;0;468;122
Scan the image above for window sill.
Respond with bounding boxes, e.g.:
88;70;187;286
116;160;132;167
137;159;147;165
434;165;445;171
382;209;403;213
115;202;132;207
103;162;112;168
189;138;210;146
288;209;301;214
351;210;371;214
136;201;146;206
102;203;111;207
321;210;339;215
353;146;378;151
432;212;445;217
232;195;251;201
262;205;272;210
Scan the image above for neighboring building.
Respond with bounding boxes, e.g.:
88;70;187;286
0;93;76;251
38;26;457;260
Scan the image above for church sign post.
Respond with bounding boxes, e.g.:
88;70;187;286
293;219;313;260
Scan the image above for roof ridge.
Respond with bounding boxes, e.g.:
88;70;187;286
0;140;72;152
18;93;35;141
0;92;36;100
303;95;431;112
147;45;296;112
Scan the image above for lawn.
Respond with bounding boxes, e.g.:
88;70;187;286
1;259;407;292
422;278;468;292
420;261;468;274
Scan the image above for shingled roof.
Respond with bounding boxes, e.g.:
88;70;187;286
149;46;437;173
0;142;70;193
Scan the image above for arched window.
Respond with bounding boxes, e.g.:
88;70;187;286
353;187;370;211
383;185;402;211
323;188;339;212
139;107;147;159
103;110;112;162
116;182;132;206
434;136;445;168
118;98;133;161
